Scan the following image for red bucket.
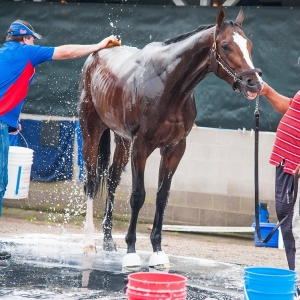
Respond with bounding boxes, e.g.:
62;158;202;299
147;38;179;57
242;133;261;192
126;272;187;300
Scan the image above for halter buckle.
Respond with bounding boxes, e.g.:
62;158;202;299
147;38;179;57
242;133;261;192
212;42;216;52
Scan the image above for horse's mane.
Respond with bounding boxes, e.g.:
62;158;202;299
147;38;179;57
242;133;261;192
162;21;242;46
162;24;214;46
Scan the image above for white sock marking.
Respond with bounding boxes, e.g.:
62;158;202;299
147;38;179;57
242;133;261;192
84;198;95;247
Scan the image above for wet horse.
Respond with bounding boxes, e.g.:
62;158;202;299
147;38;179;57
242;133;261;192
78;7;263;270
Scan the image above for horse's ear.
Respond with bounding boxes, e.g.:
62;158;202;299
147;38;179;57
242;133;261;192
235;8;244;27
216;6;226;28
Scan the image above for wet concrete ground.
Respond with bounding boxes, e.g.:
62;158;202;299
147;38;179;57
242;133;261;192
0;232;244;299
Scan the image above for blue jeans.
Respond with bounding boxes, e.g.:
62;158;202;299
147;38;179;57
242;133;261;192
0;120;9;217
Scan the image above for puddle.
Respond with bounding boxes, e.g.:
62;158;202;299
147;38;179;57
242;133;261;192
0;263;127;299
0;234;244;299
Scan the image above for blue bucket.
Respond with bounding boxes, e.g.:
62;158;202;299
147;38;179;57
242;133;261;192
252;222;279;248
244;267;296;300
254;203;269;223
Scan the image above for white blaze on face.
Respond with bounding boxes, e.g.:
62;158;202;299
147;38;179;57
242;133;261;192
232;31;261;81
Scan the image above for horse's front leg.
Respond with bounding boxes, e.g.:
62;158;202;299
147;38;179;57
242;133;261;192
122;141;149;271
102;136;131;251
149;139;186;269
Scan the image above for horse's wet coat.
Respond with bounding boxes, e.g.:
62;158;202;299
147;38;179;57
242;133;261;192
78;7;263;264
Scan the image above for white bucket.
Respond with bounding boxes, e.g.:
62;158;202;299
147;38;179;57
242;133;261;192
3;146;34;199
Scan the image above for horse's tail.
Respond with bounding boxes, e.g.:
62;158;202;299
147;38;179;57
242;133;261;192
95;128;111;198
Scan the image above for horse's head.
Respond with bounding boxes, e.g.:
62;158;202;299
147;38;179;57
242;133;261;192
210;7;263;100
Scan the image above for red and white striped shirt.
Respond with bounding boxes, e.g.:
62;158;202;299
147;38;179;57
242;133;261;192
269;91;300;174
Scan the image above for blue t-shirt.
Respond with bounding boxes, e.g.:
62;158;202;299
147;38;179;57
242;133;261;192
0;41;54;128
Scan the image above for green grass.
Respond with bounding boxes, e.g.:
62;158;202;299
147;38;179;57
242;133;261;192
45;218;55;223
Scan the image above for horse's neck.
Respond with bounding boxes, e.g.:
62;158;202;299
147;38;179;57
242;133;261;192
162;26;215;89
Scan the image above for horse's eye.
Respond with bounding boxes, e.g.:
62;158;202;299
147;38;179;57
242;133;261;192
221;43;229;51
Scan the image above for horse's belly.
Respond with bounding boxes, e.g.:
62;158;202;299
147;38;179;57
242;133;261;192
97;109;133;141
153;122;191;147
111;127;132;141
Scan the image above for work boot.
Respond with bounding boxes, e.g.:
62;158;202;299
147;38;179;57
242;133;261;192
0;251;11;260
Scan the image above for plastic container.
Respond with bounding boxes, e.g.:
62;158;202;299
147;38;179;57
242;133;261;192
254;203;269;223
126;272;187;300
244;267;296;300
252;222;279;248
3;146;33;199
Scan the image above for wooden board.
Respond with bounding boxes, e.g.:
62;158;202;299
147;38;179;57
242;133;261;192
160;225;254;233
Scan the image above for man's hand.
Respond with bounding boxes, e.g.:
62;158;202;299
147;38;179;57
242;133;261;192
98;35;119;49
9;123;21;135
293;165;300;177
258;82;268;96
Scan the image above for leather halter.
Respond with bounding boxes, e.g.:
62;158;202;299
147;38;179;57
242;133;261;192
212;27;262;92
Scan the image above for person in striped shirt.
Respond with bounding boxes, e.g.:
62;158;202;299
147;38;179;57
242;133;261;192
0;20;117;261
259;82;300;298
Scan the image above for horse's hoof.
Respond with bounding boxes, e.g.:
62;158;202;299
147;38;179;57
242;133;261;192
122;253;141;272
149;251;170;270
103;240;117;251
83;245;97;255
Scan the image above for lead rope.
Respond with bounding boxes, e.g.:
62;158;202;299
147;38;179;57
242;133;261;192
254;96;299;243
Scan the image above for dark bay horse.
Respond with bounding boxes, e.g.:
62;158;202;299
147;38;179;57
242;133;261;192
78;7;263;270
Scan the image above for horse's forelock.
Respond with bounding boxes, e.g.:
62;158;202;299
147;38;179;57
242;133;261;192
221;20;243;32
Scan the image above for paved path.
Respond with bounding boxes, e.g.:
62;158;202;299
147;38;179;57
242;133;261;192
0;232;243;300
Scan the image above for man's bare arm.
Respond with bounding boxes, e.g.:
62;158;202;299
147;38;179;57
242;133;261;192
52;35;118;60
259;82;290;114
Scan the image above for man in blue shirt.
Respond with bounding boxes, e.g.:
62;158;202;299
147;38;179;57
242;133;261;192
0;20;118;260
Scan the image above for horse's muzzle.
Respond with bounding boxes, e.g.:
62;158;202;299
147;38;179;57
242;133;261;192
232;69;263;100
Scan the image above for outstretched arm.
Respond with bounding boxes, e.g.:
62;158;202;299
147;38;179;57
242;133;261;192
258;82;291;114
52;35;118;60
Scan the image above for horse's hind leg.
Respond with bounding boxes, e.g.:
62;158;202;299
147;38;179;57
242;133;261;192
149;139;186;269
102;135;131;251
80;105;108;254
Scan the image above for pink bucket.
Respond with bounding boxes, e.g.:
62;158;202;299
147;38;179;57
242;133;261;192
126;272;187;300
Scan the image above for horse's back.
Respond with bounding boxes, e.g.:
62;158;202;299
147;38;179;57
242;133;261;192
83;46;140;73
